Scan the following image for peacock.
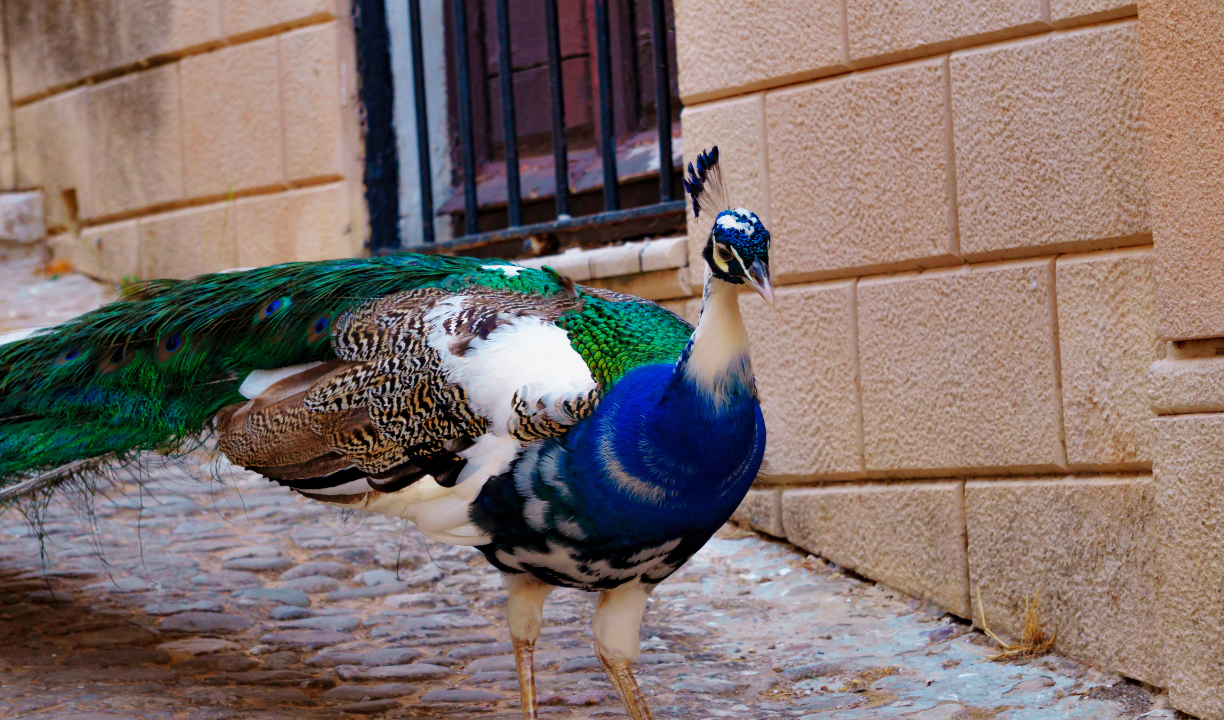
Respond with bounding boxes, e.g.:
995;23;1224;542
0;147;773;720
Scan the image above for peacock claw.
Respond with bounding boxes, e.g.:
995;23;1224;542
597;645;655;720
513;637;540;720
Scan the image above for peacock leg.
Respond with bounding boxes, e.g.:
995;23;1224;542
593;582;654;720
505;574;555;720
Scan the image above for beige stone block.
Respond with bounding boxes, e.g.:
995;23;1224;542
1149;356;1224;416
859;260;1065;473
1051;0;1136;27
0;12;15;191
730;487;783;538
847;0;1047;66
87;66;184;218
138;202;237;279
234;183;352;267
14;89;93;232
1056;248;1159;467
741;281;861;478
5;0;222;101
966;476;1162;687
5;0;51;101
951;23;1148;260
50;221;140;283
583;269;694;302
782;482;969;616
1155;414;1224;719
223;0;339;39
585;244;642;279
766;59;958;282
530;249;591;282
181;38;285;198
674;0;844;103
280;23;345;181
639;237;688;273
122;0;225;60
1139;0;1224;341
681;94;768;281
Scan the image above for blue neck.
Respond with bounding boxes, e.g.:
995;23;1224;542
559;276;766;541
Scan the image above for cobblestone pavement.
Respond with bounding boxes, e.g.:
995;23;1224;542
0;260;1173;720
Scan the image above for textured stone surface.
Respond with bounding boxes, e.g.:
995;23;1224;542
766;59;958;281
680;94;769;282
181;38;285;197
1056;248;1159;467
280;22;345;181
674;0;844;103
1149;351;1224;416
86;65;184;217
730;488;783;537
858;261;1065;473
14;89;93;232
5;0;221;101
50;221;140;284
235;182;353;267
222;0;339;39
782;483;969;617
1154;414;1224;719
0;192;45;243
951;23;1148;260
847;0;1046;65
740;281;861;477
1051;0;1137;26
966;476;1162;687
1139;0;1224;340
137;201;237;279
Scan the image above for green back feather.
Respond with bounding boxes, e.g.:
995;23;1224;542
0;253;693;491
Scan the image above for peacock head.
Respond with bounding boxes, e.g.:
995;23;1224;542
683;146;775;305
704;208;773;305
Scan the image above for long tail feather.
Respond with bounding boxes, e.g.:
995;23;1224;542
0;254;564;498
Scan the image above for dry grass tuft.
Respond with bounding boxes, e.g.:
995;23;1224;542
976;586;1056;662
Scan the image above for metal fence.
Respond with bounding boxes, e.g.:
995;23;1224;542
389;0;683;256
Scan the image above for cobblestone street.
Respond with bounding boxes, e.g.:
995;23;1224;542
0;259;1172;720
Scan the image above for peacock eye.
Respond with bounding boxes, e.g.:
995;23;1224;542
110;348;125;363
164;333;182;352
63;348;80;360
314;317;329;334
265;299;283;316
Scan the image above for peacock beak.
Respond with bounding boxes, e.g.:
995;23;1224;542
745;257;775;305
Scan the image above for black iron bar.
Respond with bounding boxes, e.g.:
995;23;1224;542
593;0;619;212
407;0;435;243
493;0;522;226
649;0;673;202
544;0;570;218
380;200;686;255
451;0;479;235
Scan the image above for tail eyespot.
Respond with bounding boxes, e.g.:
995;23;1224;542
53;347;84;366
99;345;136;373
157;332;186;363
254;296;292;324
307;314;331;344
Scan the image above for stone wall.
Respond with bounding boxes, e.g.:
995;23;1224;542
2;0;367;282
672;0;1177;703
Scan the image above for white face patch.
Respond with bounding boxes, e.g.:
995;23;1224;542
481;264;525;277
715;213;753;236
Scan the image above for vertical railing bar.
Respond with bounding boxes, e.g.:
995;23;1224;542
593;0;619;212
493;0;522;227
544;0;570;218
451;0;480;236
408;0;435;243
649;0;672;203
